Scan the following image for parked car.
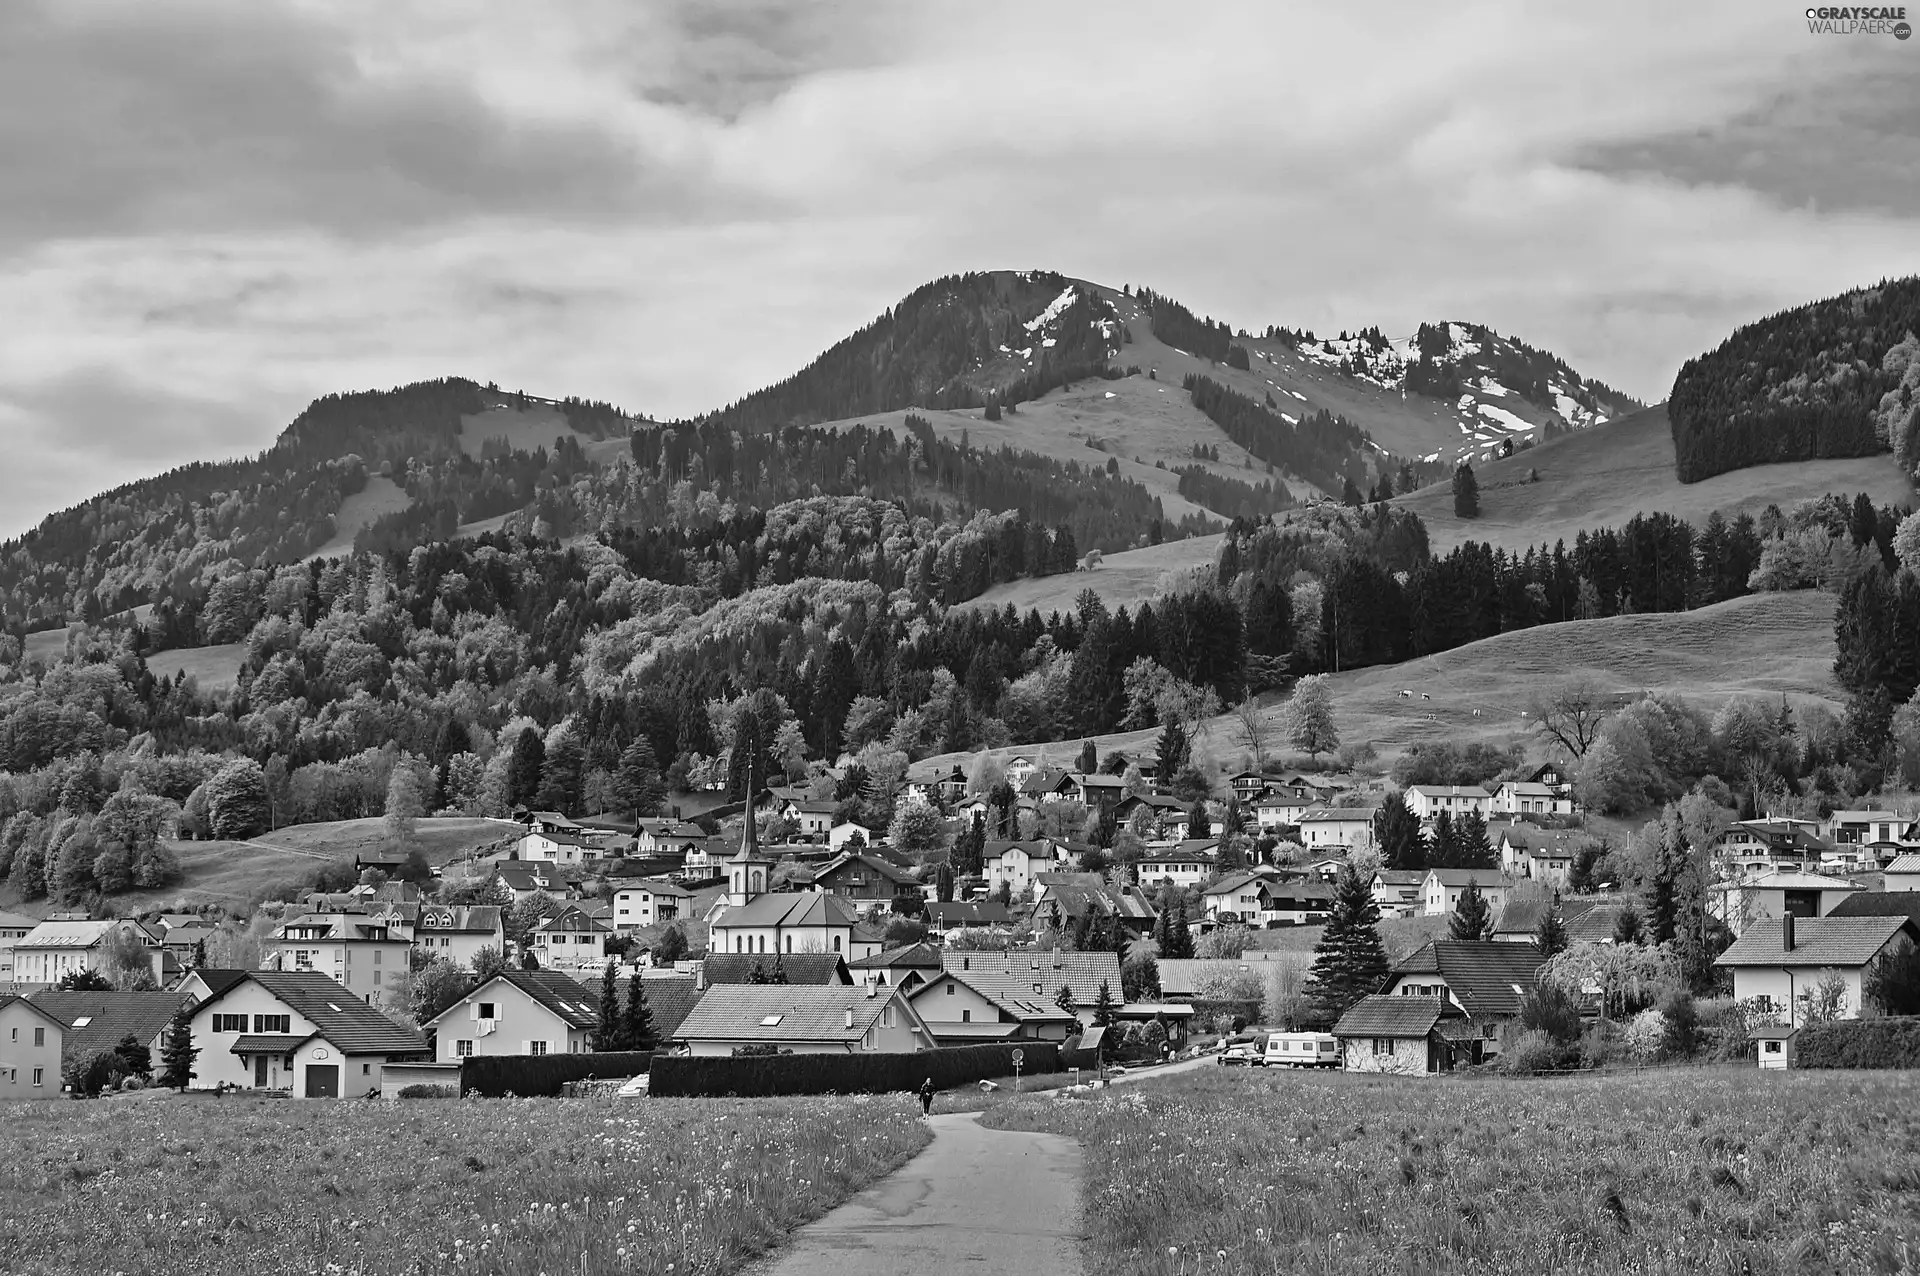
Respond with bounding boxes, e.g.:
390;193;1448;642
1217;1042;1263;1067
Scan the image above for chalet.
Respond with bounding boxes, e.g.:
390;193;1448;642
940;950;1124;1028
1296;807;1377;851
1404;786;1492;824
1135;843;1217;889
1004;756;1039;789
783;801;839;841
1253;791;1314;832
633;819;707;858
1020;766;1068;800
189;970;426;1094
1371;869;1426;919
611;879;694;931
1332;995;1477;1074
0;996;64;1098
1496;827;1585;886
907;970;1080;1043
848;943;945;991
1382;939;1547;1052
1227;770;1269;803
1203;873;1335;927
425;970;601;1062
1711;870;1862;938
1420;869;1520;917
1300;854;1350;882
1052;772;1129;810
1713;818;1828;872
1031;874;1157;933
9;918;158;988
923;900;1014;934
1714;914;1919;1023
265;914;411;1005
494;863;572;902
829;821;879;853
404;906;504;968
1275;773;1344;800
1524;762;1573;798
1115;792;1191;838
28;989;187;1080
1886;854;1920;893
1202;872;1269;925
905;764;968;805
811;852;922;911
709;892;859;958
984;840;1058;894
676;984;936;1056
1490;781;1574;818
701;952;853;986
528;907;610;969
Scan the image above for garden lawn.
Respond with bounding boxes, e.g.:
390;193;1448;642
981;1066;1920;1275
0;1091;930;1276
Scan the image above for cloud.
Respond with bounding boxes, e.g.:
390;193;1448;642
2;0;1918;537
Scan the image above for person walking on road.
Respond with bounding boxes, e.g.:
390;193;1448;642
918;1077;935;1116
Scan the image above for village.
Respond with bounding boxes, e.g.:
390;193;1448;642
3;742;1916;1100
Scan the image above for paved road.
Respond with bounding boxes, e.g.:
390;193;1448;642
1030;1050;1221;1096
755;1112;1082;1276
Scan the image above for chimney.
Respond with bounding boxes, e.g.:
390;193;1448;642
1782;913;1795;953
866;982;878;999
844;1008;855;1029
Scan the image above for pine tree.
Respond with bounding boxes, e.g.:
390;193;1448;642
594;961;620;1051
507;727;546;809
1536;894;1569;957
1453;463;1480;518
771;954;789;984
1372;793;1424;871
1163;900;1195;959
748;959;769;984
1054;984;1078;1016
1456;810;1494;868
1303;865;1391;1023
1077;738;1099;774
1092;980;1118;1027
158;1003;198;1091
1156;721;1190;776
1450;879;1491;941
1188;801;1211;840
623;975;656;1051
612;738;665;820
1428;810;1459;868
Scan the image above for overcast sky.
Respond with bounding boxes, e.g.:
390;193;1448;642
1;0;1917;537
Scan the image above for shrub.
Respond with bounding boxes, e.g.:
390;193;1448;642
1622;1009;1671;1063
64;1049;129;1097
1657;989;1699;1058
1695;999;1756;1063
460;1051;654;1098
397;1084;458;1099
1518;984;1583;1045
1577;1023;1615;1070
1498;1028;1570;1074
1795;1016;1920;1069
649;1043;1061;1099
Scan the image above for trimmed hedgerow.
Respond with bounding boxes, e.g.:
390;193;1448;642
1794;1017;1920;1070
649;1042;1061;1098
460;1051;655;1098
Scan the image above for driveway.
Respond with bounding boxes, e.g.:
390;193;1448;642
753;1112;1082;1275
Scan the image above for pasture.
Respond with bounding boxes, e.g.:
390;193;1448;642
305;475;413;561
984;1066;1920;1275
145;641;247;693
0;1091;930;1276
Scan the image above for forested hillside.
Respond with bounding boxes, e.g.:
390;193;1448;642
1669;275;1920;482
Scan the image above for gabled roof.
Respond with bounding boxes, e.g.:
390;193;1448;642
1392;941;1546;1020
984;839;1053;859
713;892;859;931
1423;868;1519;889
849;942;947;971
1827;892;1920;925
941;950;1122;1006
1883;854;1920;874
675;984;914;1044
28;990;186;1059
218;972;427;1055
612;877;694;898
1137;843;1217;865
626;974;703;1040
428;970;600;1030
181;969;251;1001
414;905;504;934
702;953;852;986
923;901;1013;926
1497;781;1558;797
14;919;138;950
528;810;585;829
1491;897;1596;938
1714;917;1915;969
1496;826;1588;855
814;852;918;887
1033;874;1157;922
496;864;566;891
1333;994;1460;1038
1406;785;1492;799
912;971;1079;1025
1372;869;1426;887
1298;806;1377;823
0;994;69;1031
534;906;609;935
1717;870;1862;893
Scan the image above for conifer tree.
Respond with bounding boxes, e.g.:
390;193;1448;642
594;961;621;1051
1450;879;1492;941
1373;793;1424;871
1456;810;1494;869
158;1003;198;1092
771;954;789;984
1428;810;1459;868
1055;984;1078;1016
748;958;769;984
1453;463;1480;518
623;975;656;1051
1092;980;1118;1027
1188;801;1211;840
1536;894;1569;957
1303;865;1390;1023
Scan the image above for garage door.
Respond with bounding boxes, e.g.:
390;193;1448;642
304;1065;339;1098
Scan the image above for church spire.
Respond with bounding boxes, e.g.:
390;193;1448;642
741;751;760;859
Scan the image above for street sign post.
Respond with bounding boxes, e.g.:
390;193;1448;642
1012;1047;1024;1091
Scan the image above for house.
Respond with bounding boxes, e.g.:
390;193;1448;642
907;970;1080;1043
1054;772;1129;810
28;989;186;1080
1371;870;1426;919
777;801;837;841
984;840;1056;894
1004;756;1038;789
923;900;1014;934
1252;792;1314;832
406;906;504;968
0;996;64;1098
517;827;593;866
1713;818;1829;872
9;918;158;987
1296;807;1377;851
175;968;251;1005
939;950;1124;1028
849;918;889;963
1490;896;1600;945
1272;773;1345;802
425;970;602;1061
1019;766;1068;799
701;953;853;987
811;852;922;911
1257;879;1338;925
1824;810;1917;851
495;863;571;902
675;983;936;1055
529;907;610;969
1202;872;1270;925
1115;793;1192;839
1883;854;1920;892
849;943;946;991
1135;843;1217;889
1227;770;1269;803
1404;786;1492;824
190;970;428;1093
1752;1023;1798;1070
1204;873;1334;927
1420;869;1520;917
1490;781;1574;818
0;909;39;983
1497;827;1585;886
265;913;412;1005
1524;762;1573;799
1381;940;1547;1051
1332;995;1478;1074
905;764;968;806
1031;874;1159;934
1711;870;1862;938
1714;914;1919;1023
829;821;879;853
633;819;707;858
710;892;859;958
611;879;694;932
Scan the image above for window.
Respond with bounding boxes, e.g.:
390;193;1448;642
961;1009;971;1023
33;1026;46;1047
455;1040;473;1057
1764;1041;1781;1054
32;1068;43;1087
530;1041;548;1056
374;950;382;965
945;983;956;996
1372;1038;1392;1056
253;1014;290;1035
832;936;841;952
478;1003;497;1020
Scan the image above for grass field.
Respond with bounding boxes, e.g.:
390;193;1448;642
962;533;1223;615
305;475;413;561
1397;403;1917;556
145;641;247;692
0;1091;930;1276
983;1066;1920;1275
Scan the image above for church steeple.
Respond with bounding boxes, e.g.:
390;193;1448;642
727;753;772;907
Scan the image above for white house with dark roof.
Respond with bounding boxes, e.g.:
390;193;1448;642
517;827;593;866
907;970;1079;1043
632;818;707;858
1710;870;1862;938
187;970;427;1094
940;950;1123;1028
1496;827;1584;886
1887;854;1920;893
984;840;1058;894
1253;791;1314;832
425;969;602;1061
1714;915;1920;1023
29;989;188;1079
1490;781;1574;818
675;983;935;1055
1404;786;1492;824
829;821;879;853
10;917;158;987
265;912;411;1006
400;905;504;968
1135;843;1217;889
0;995;64;1098
1296;807;1377;851
1420;869;1520;917
529;906;610;969
610;879;694;931
709;892;859;958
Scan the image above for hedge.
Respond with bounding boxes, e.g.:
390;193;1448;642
460;1051;656;1097
649;1042;1061;1098
1795;1017;1920;1069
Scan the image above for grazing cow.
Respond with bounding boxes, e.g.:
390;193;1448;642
1399;689;1411;698
1421;693;1431;701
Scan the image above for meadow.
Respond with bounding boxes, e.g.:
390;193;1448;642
0;1091;930;1276
981;1066;1920;1275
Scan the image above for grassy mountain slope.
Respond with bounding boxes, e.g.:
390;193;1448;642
1395;402;1915;555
